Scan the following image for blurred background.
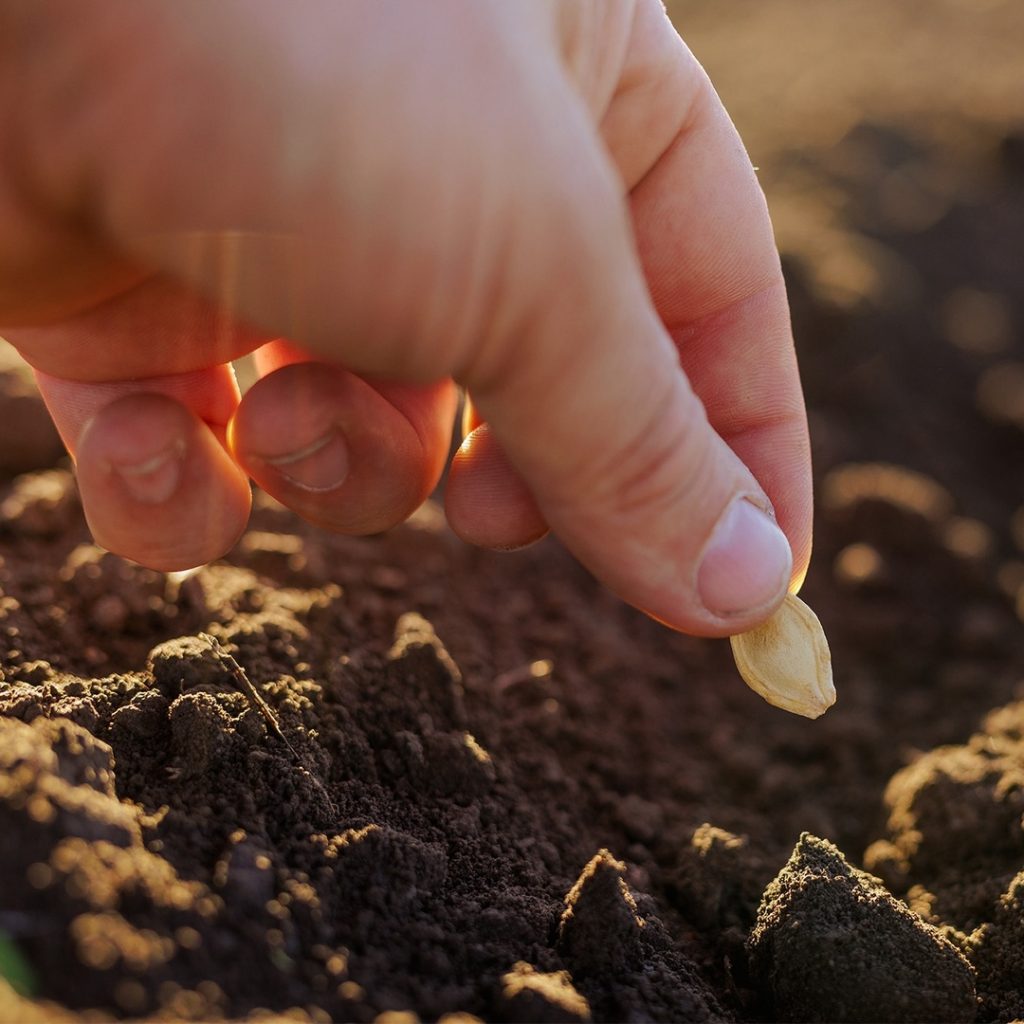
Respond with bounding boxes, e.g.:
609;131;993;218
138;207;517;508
670;0;1024;545
675;0;1022;151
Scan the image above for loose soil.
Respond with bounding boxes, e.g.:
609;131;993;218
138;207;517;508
1;4;1023;1021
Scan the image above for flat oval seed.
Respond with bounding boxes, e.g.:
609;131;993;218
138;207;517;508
730;593;835;719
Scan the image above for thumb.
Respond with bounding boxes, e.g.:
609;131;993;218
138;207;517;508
459;93;796;637
466;238;792;638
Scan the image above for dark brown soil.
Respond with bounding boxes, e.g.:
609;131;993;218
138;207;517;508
1;4;1024;1022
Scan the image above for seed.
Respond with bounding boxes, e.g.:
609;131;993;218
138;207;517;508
729;593;835;719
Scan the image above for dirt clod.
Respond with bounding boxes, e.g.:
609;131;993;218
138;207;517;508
748;834;976;1023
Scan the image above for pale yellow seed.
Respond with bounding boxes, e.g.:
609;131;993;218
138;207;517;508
729;593;835;719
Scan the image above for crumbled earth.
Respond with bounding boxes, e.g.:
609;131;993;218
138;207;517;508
1;3;1024;1021
748;834;975;1022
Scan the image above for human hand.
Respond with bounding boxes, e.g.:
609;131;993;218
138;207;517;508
0;0;811;637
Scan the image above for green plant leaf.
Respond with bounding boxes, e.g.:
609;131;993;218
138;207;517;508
0;932;37;998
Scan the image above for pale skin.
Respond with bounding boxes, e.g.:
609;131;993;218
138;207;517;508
0;0;812;638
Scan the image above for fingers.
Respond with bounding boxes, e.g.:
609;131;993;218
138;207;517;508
448;5;810;605
444;395;548;550
13;276;262;570
446;422;549;550
34;350;457;563
9;253;457;556
37;377;253;571
452;103;791;636
450;16;809;632
623;6;812;587
230;342;457;535
34;342;457;561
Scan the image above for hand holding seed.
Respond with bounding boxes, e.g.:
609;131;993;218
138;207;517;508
0;1;812;639
730;593;835;719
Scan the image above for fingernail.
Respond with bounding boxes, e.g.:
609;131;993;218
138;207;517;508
108;438;186;504
259;427;349;493
697;497;792;618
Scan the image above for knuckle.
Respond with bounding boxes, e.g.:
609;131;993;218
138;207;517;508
559;373;718;530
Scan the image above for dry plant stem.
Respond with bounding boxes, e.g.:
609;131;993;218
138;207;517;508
200;632;340;822
199;632;301;759
730;593;835;719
